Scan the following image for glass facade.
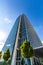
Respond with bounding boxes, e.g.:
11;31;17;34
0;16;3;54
23;15;42;48
1;14;42;65
2;16;20;54
21;16;27;44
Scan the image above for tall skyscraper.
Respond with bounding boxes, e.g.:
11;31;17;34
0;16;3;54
2;14;42;65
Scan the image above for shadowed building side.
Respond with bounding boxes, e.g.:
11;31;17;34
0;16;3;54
23;15;42;48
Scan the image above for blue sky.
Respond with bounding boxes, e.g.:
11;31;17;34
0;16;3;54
0;0;43;51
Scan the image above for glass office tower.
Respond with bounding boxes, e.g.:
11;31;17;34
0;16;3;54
2;14;42;65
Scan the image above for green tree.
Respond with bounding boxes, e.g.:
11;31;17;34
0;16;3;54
20;40;35;65
0;51;2;59
20;40;34;58
3;48;10;62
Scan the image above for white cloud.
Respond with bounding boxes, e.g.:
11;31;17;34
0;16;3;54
0;42;5;51
0;31;7;51
0;31;6;41
42;41;43;44
4;17;11;24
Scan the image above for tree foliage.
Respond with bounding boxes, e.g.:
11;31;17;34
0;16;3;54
0;51;2;58
3;48;10;62
20;40;35;58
